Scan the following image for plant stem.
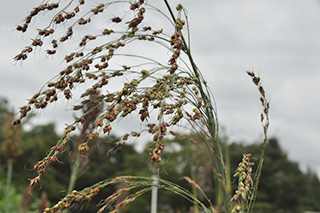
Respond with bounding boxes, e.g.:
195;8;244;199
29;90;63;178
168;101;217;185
67;152;81;195
247;147;266;213
5;158;13;213
190;164;199;213
163;1;230;212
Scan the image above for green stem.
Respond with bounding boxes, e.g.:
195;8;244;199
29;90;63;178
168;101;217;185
225;142;231;193
248;91;269;212
5;158;13;213
190;164;199;213
247;147;265;213
163;1;230;212
67;152;81;195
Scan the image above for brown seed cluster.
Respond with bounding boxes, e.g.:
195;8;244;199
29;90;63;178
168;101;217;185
150;142;164;162
28;139;65;187
14;1;208;197
16;3;59;33
14;0;147;61
112;17;122;23
92;3;104;15
78;17;91;25
54;7;78;24
14;47;32;61
46;50;56;55
14;0;88;61
127;1;146;31
78;142;89;153
38;28;54;36
11;1;272;212
60;27;73;42
247;71;270;147
168;19;185;74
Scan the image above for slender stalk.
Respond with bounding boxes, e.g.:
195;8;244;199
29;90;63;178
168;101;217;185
247;147;266;213
63;154;81;213
225;142;232;193
151;170;159;213
67;152;81;195
190;164;199;213
246;71;270;212
5;158;13;213
163;1;230;211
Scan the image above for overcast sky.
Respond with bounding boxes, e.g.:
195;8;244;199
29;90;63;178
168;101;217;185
1;0;320;176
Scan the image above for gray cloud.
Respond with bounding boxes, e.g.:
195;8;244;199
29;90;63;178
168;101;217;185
1;0;320;176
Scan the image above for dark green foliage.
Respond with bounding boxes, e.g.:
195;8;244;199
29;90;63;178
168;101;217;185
0;97;10;177
261;139;306;212
0;97;9;144
229;138;314;213
0;97;319;212
10;123;67;205
303;169;320;211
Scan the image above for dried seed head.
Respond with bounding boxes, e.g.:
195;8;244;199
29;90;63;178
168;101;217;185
46;49;56;55
176;3;183;11
112;17;122;23
130;2;140;10
78;143;89;153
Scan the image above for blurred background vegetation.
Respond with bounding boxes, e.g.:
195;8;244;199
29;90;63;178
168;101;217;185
0;96;319;213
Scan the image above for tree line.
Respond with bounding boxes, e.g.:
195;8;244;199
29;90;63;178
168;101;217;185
0;97;319;212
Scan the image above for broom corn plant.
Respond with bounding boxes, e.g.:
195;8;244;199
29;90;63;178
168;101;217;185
12;0;270;212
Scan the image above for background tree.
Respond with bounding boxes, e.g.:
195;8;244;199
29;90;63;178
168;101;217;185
229;138;309;213
0;111;22;213
303;168;320;211
0;95;319;212
0;98;10;141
